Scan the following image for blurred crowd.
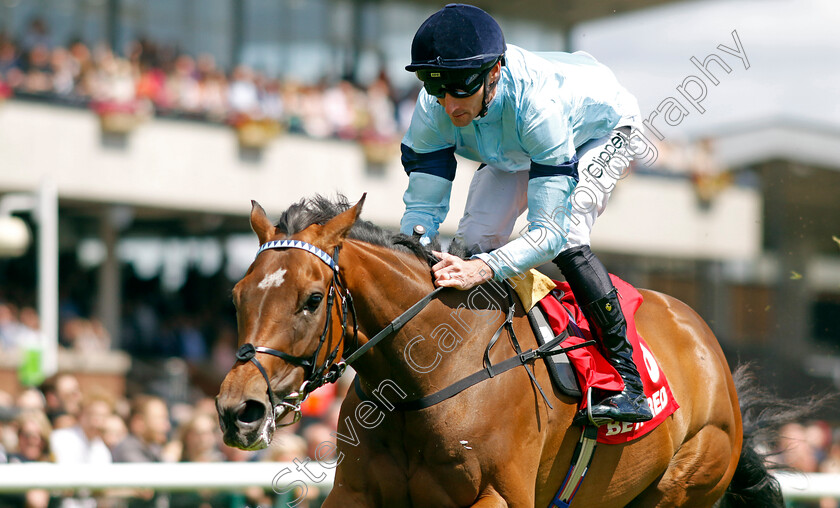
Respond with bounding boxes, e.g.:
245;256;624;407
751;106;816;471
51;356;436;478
0;263;342;507
0;18;417;144
771;421;840;508
0;371;350;508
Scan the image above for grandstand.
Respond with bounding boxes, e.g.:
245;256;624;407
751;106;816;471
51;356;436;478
1;0;839;505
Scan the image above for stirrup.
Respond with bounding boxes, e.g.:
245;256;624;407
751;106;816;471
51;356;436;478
572;387;613;427
572;387;652;427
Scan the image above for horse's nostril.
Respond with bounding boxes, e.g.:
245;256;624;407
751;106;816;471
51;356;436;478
238;399;266;424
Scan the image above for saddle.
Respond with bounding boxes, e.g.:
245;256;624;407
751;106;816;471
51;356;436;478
527;301;582;398
524;275;680;445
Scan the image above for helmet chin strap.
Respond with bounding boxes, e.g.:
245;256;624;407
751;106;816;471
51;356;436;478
476;64;500;119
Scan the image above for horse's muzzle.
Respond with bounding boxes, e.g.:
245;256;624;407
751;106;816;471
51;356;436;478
216;396;273;450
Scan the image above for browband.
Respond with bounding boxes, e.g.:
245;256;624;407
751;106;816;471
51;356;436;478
256;240;338;272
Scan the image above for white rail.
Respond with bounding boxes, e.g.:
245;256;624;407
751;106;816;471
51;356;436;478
775;472;840;500
0;463;837;500
0;462;332;492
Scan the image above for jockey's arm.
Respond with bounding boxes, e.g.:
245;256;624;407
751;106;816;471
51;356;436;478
399;144;457;245
469;84;581;281
472;173;577;280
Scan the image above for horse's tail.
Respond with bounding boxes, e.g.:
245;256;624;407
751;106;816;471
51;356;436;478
717;364;824;508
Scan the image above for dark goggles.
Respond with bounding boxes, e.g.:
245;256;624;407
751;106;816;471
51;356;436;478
416;66;493;99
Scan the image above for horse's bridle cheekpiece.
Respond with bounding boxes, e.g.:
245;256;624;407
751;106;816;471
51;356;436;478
236;239;355;428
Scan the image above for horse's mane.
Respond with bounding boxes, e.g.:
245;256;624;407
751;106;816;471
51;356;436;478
274;194;443;266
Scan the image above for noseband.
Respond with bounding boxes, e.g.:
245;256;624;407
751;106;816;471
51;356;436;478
236;239;356;426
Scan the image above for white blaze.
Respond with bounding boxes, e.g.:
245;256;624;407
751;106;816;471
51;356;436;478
258;267;287;290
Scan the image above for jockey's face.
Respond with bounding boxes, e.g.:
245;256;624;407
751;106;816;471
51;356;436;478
436;62;501;127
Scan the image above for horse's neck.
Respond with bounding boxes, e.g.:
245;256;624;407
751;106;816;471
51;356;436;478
340;240;510;393
340;240;434;358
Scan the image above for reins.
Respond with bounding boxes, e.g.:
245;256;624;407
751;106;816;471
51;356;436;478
354;282;594;412
343;286;446;365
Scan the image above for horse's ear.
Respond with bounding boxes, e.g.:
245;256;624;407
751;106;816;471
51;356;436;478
321;194;366;247
250;200;276;244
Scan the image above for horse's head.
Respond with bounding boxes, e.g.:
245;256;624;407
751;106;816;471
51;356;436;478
216;196;364;450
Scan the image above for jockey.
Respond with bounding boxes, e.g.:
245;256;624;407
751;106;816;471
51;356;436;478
399;3;653;424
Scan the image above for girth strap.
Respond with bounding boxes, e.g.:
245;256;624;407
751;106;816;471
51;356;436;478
550;424;600;508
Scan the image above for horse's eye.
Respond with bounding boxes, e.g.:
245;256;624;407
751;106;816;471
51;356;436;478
304;293;323;313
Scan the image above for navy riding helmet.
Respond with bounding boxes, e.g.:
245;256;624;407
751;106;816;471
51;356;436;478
407;4;506;108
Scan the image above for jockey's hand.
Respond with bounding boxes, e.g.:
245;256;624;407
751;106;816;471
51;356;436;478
431;251;493;290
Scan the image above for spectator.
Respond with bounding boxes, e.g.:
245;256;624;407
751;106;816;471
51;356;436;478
60;317;111;353
111;396;170;508
178;411;224;462
68;39;95;98
168;412;230;507
135;58;167;108
0;38;24;87
198;69;228;121
9;410;52;462
262;431;307;463
39;373;83;428
102;412;127;452
21;43;53;93
322;79;358;140
0;302;38;353
228;65;260;116
209;322;237;382
112;395;170;463
0;411;52;508
261;77;284;122
50;391;113;464
16;387;47;413
301;422;337;463
364;75;398;141
50;46;77;95
167;54;201;114
299;82;331;138
49;392;113;508
21;18;50;52
0;303;16;351
0;389;16;462
18;306;41;343
92;49;136;104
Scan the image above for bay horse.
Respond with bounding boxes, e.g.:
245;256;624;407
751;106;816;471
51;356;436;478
216;195;782;507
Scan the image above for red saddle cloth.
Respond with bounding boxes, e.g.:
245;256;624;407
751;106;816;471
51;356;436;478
537;275;679;444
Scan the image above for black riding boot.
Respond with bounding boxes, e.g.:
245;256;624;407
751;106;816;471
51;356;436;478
553;246;653;425
580;290;653;424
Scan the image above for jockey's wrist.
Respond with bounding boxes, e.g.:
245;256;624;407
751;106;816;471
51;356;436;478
471;253;499;281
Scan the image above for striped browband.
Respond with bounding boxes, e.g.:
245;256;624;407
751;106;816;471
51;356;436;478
256;240;338;272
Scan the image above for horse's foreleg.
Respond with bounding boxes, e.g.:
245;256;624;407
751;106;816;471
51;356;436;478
470;489;508;507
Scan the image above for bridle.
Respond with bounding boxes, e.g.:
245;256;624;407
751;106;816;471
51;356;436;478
235;239;357;426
